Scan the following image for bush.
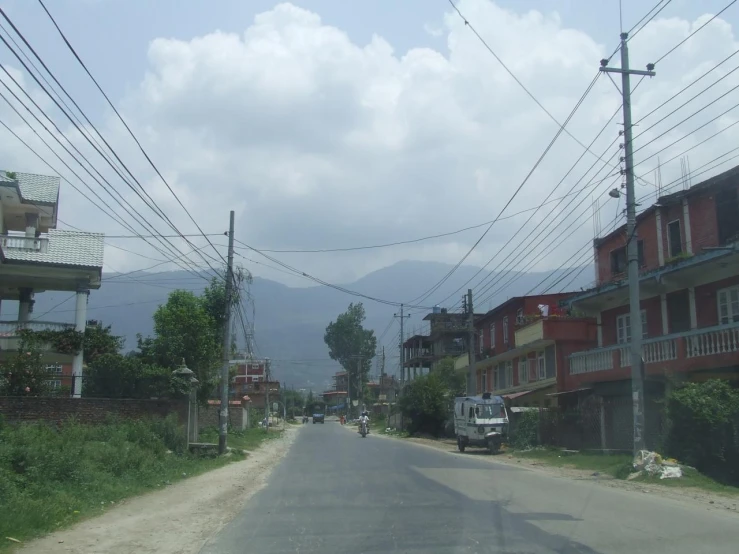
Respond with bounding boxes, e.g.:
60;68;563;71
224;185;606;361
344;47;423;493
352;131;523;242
511;410;540;449
664;379;739;485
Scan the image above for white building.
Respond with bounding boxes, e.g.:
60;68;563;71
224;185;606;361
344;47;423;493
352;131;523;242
0;171;104;397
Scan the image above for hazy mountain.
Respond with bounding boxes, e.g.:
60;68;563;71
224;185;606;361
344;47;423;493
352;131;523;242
1;261;593;390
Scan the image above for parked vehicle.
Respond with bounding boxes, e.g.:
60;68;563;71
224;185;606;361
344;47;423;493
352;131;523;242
312;413;325;424
453;393;509;453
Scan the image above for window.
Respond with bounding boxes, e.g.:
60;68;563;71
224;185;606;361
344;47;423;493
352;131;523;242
516;308;524;324
502;316;509;343
45;363;63;375
479;329;484;353
718;286;739;325
518;357;528;384
490;323;496;348
481;370;487;392
610;241;645;275
616;310;648;343
667;220;683;258
537;351;546;380
495;362;513;390
716;187;739;245
505;361;513;387
46;380;61;390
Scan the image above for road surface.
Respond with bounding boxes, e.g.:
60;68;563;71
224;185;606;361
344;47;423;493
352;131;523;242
200;422;738;553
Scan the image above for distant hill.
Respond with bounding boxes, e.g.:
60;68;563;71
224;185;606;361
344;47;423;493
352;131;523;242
1;261;593;390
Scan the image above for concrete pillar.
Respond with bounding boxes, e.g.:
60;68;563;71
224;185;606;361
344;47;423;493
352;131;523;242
72;288;89;398
596;312;603;347
688;287;697;330
682;199;693;255
18;287;33;322
655;209;664;266
660;294;669;335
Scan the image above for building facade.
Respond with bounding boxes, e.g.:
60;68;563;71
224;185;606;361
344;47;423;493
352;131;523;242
0;171;104;397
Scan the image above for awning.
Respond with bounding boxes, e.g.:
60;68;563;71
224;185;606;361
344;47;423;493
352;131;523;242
546;387;593;396
502;390;537;401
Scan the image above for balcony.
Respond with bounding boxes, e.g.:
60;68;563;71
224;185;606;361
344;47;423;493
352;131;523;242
514;316;597;348
569;321;739;378
0;232;49;253
0;320;76;358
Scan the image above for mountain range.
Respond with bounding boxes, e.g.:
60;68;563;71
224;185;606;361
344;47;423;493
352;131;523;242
1;261;593;391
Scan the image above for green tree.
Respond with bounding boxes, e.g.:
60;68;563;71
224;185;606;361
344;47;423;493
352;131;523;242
137;284;224;401
83;353;183;399
324;303;377;400
83;323;124;364
398;357;464;437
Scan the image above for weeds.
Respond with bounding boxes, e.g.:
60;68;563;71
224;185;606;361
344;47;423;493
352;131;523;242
0;416;263;550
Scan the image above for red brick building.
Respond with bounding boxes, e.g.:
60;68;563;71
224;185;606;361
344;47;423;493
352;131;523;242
563;165;739;440
471;294;597;406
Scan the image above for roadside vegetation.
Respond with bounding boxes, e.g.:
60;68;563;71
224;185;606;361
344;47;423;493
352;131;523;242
0;416;280;551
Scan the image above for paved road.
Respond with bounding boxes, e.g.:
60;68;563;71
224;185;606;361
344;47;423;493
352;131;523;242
200;422;738;553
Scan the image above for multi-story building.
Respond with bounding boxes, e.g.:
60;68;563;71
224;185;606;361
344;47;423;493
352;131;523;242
230;358;266;398
0;171;104;397
402;334;433;381
563;164;739;446
467;294;596;406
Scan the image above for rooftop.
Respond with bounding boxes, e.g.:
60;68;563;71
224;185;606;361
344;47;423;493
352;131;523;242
0;171;60;204
1;229;105;268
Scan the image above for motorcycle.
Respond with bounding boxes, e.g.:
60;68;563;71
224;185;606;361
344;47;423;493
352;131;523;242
302;415;308;424
359;418;368;438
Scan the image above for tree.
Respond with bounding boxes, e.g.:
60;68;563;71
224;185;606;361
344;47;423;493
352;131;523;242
137;285;223;401
0;335;50;396
324;303;377;401
83;353;184;399
398;357;464;437
83;323;124;364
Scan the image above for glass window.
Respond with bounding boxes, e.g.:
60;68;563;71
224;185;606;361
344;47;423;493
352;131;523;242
490;323;496;348
537;351;546;380
518;357;528;384
616;310;647;343
502;316;509;343
718;286;739;325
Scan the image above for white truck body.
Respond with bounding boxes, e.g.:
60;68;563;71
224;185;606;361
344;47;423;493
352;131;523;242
454;393;509;453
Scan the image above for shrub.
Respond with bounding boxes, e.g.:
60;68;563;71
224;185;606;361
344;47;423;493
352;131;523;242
511;410;540;449
664;379;739;485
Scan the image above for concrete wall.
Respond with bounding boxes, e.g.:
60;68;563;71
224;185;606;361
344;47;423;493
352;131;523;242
0;396;187;426
198;404;248;431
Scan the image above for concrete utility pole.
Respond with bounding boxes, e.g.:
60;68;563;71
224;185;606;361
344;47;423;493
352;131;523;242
600;34;656;456
219;210;235;455
394;304;410;385
466;289;475;396
264;357;271;432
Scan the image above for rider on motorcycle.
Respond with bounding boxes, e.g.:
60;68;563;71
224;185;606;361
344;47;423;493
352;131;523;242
358;410;370;434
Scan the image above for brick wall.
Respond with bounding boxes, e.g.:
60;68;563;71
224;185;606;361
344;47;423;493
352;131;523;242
0;396;188;426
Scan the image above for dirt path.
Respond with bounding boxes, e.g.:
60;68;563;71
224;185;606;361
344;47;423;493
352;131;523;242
17;427;299;554
380;433;739;515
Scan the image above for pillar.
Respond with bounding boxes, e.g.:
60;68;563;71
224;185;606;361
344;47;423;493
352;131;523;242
25;212;38;238
18;287;33;322
72;288;89;398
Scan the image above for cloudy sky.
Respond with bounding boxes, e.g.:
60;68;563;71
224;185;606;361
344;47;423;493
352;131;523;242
1;0;738;301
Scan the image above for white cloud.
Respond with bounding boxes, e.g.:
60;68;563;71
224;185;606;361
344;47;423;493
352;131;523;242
2;0;739;300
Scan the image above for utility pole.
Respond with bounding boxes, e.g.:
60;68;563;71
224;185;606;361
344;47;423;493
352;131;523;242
349;354;364;419
466;289;475;396
394;304;410;386
600;34;655;456
264;357;271;433
218;210;235;455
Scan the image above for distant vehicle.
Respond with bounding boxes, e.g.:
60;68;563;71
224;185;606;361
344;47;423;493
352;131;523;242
453;393;509;454
312;413;325;424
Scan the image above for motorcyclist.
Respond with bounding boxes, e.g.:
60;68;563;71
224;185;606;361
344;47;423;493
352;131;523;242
358;410;370;434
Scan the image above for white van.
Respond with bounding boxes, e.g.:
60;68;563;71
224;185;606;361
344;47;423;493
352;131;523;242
453;392;509;453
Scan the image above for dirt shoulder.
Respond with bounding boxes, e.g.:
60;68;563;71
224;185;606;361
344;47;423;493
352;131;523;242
16;427;299;554
379;433;739;515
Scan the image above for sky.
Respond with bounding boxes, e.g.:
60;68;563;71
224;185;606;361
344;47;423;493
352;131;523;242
0;0;738;303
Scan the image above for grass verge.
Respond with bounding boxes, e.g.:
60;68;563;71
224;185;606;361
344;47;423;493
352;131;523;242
0;416;279;551
509;448;739;495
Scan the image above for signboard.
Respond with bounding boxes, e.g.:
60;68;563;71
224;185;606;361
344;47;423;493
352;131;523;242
378;394;387;401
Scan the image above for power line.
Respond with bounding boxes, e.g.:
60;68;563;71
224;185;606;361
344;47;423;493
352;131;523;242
0;11;224;279
34;0;227;269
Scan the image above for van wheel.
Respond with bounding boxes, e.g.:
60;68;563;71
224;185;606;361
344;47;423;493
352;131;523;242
457;436;466;452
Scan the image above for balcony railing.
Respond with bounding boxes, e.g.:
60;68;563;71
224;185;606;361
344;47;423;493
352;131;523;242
569;321;739;375
0;232;49;253
0;320;75;336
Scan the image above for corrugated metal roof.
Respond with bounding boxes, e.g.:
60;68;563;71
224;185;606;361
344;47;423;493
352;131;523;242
3;229;104;268
0;172;60;204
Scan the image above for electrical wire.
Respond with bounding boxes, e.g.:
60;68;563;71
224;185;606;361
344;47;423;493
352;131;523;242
33;0;227;268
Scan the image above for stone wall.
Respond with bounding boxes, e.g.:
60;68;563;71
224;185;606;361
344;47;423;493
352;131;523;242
0;396;188;426
198;404;248;431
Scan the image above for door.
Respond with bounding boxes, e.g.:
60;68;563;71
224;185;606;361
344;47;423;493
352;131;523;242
667;291;691;333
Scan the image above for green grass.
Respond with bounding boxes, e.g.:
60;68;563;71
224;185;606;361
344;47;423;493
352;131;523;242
510;448;739;495
0;417;277;551
198;426;283;452
511;448;634;479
